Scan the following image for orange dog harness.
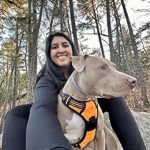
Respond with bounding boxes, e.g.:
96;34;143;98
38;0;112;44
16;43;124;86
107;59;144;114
61;92;98;149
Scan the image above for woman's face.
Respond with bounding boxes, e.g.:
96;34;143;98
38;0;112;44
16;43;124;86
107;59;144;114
50;36;73;69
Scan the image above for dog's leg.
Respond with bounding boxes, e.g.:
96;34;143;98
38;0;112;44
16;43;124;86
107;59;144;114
95;105;117;150
94;105;106;150
104;125;118;150
83;141;94;150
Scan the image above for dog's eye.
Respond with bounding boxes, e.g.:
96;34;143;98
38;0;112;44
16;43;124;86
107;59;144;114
99;66;106;70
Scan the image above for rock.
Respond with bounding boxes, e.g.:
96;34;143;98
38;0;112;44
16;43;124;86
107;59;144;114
104;110;150;150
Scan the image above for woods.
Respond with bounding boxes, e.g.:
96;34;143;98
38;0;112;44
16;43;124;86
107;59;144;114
0;0;150;133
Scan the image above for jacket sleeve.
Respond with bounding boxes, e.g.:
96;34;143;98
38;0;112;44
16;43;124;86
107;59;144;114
26;74;72;150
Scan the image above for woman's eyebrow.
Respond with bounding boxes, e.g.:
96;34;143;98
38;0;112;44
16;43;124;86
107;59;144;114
51;43;57;47
51;42;69;46
62;42;69;44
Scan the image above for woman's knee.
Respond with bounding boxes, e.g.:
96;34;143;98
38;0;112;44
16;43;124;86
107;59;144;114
5;104;32;120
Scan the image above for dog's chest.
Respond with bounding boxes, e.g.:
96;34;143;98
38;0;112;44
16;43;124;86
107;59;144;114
65;113;85;143
61;96;98;149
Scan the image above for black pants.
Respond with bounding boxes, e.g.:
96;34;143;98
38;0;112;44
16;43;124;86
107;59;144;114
2;98;146;150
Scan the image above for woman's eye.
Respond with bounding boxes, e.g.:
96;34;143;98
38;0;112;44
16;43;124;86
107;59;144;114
99;66;106;70
51;46;57;50
63;44;69;48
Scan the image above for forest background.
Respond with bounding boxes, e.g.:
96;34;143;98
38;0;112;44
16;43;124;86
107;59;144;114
0;0;150;133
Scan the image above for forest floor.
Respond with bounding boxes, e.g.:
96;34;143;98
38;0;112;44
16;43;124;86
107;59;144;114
125;89;150;113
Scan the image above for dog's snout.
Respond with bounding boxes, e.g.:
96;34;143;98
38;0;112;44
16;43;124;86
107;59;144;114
127;76;137;87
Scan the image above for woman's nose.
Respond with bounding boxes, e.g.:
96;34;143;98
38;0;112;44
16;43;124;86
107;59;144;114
58;46;65;53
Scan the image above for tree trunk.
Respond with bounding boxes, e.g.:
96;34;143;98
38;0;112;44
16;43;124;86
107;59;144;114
59;0;63;31
112;0;130;72
66;6;72;37
121;0;149;107
68;0;79;52
27;0;33;103
91;0;105;58
12;21;19;107
106;0;116;63
27;0;44;103
49;0;58;32
0;63;15;131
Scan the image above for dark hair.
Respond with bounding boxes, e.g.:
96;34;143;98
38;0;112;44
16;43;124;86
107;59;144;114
36;32;79;92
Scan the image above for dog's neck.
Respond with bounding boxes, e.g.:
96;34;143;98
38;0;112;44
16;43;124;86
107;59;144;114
63;71;91;101
71;73;87;97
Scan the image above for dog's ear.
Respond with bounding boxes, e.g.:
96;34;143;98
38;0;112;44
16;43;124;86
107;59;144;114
71;55;85;72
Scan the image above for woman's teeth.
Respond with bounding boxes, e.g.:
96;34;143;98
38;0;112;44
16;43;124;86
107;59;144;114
58;56;66;58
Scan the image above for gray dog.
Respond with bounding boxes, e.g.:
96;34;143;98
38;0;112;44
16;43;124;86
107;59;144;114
57;55;136;150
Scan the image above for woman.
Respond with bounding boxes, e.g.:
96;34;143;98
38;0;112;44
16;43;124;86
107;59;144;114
2;32;146;150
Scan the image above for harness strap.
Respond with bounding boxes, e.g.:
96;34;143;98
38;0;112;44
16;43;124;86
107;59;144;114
60;92;98;149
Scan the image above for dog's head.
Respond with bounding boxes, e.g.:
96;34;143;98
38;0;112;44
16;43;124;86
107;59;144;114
71;55;136;99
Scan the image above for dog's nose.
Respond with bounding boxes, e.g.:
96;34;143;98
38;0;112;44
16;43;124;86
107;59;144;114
127;76;137;87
